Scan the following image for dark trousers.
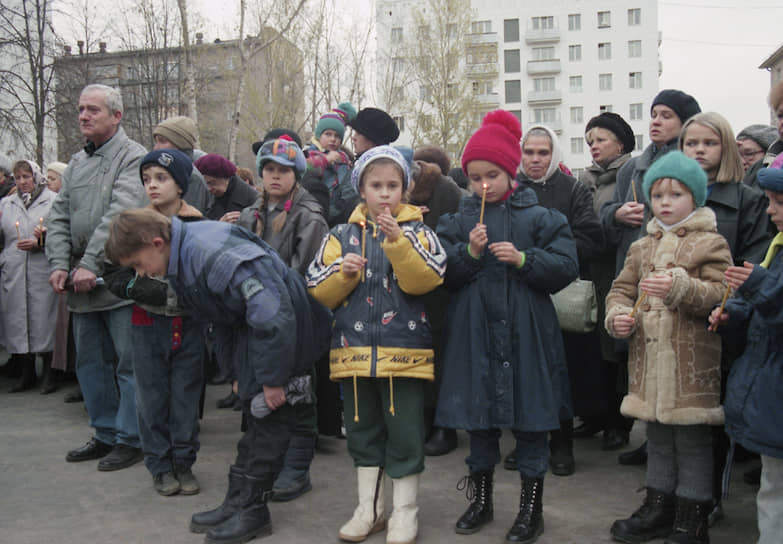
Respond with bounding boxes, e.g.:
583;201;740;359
236;402;295;478
467;428;549;478
132;312;204;476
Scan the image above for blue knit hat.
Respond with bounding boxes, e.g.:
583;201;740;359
350;145;410;194
140;148;192;194
642;151;707;207
255;136;307;179
757;154;783;193
315;102;357;140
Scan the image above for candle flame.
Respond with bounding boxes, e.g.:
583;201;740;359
483;183;488;189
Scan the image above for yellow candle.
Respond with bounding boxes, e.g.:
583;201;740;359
629;291;647;318
479;183;488;224
39;217;44;229
631;179;638;203
709;285;732;332
15;221;20;239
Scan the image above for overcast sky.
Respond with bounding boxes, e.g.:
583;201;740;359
188;0;782;134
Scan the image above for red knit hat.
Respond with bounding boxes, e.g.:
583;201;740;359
194;153;236;178
461;110;522;178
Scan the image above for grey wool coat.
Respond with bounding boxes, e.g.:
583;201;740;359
605;208;732;426
0;188;58;353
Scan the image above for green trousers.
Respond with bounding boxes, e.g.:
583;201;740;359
343;376;425;479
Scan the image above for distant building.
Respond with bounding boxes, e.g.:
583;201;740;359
53;30;304;169
760;44;783;124
375;0;660;175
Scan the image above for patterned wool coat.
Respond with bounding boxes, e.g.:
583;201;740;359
605;207;732;425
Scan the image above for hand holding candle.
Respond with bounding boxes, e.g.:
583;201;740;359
479;183;488;224
708;284;732;332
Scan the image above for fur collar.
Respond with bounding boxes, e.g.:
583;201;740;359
646;207;717;236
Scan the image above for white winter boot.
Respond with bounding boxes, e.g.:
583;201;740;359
387;474;419;544
338;466;386;542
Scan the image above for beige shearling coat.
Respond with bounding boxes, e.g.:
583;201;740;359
605;207;731;425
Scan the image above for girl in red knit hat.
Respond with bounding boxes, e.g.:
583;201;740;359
435;110;579;543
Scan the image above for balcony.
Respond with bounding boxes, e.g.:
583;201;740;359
529;118;562;133
465;62;498;77
525;28;561;44
476;92;501;106
467;32;498;45
526;59;561;75
527;89;562;104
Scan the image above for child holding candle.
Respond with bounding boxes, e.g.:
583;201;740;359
434;110;578;543
605;151;732;544
306;145;447;544
711;159;783;544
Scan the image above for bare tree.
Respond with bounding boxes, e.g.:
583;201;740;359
0;0;56;164
175;0;197;125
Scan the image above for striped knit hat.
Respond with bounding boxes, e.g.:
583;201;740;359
315;102;357;140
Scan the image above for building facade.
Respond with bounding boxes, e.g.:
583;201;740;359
376;0;660;175
53;31;304;170
760;44;783;125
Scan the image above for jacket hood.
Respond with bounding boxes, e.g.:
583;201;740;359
347;202;424;225
519;124;563;183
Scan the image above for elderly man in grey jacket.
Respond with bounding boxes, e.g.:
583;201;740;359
46;84;148;471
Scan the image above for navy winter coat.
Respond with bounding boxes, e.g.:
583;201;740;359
722;237;783;458
434;186;578;432
165;218;331;399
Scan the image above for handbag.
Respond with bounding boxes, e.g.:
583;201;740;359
550;278;597;334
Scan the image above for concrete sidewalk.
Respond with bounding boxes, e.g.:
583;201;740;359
0;377;759;544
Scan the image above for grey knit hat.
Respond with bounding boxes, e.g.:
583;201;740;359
736;124;778;152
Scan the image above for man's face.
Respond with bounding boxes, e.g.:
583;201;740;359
78;90;121;145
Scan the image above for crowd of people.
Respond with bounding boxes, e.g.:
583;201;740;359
1;79;783;544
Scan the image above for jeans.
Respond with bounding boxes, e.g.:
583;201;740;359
646;421;713;500
758;455;783;544
72;305;139;447
131;311;204;476
467;428;548;478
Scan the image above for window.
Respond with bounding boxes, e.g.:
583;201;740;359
531;46;555;61
600;104;613;113
629;103;643;120
472;81;480;94
568;45;582;61
504;19;519;42
505;80;521;103
391;27;403;43
417;25;430;41
504;49;521;72
598;42;612;60
571;138;584;153
393;116;405;132
568;13;581;31
599;73;612;91
569;75;583;92
597;11;611;28
570;106;583;123
472;20;492;34
628;40;642;57
392;57;405;72
628;8;641;26
635;134;644;150
419;85;431;101
533;107;557;124
471;81;494;95
509;110;522;123
531;16;554;30
533;77;556;92
629;71;643;89
391;86;404;103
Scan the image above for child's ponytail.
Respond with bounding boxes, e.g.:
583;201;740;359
272;184;299;233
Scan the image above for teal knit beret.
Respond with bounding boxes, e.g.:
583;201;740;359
642;151;707;207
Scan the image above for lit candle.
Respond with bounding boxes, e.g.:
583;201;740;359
38;217;45;248
709;285;732;332
360;221;366;283
629;291;646;318
479;183;488;224
15;221;20;239
631;179;638;203
39;216;44;229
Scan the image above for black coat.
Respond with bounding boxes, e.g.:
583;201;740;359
206;175;258;221
707;182;773;266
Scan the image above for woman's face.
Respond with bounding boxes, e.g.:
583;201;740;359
351;131;375;155
14;168;35;194
203;175;230;197
521;135;553;180
588;128;624;166
736;138;765;171
46;170;62;192
649;105;683;146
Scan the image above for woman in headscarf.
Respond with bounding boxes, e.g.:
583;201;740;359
0;160;58;392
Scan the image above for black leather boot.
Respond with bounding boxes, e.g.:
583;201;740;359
664;497;711;544
9;354;36;393
506;476;544;543
190;465;245;533
619;441;648;466
424;427;457;456
455;471;493;534
39;353;59;395
216;390;239;409
610;487;675;543
271;434;316;502
205;473;273;543
549;419;575;476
